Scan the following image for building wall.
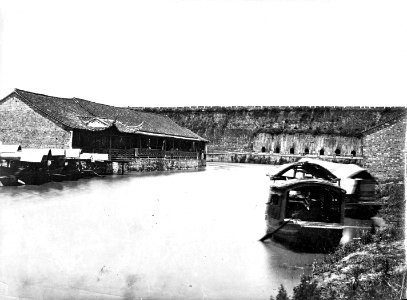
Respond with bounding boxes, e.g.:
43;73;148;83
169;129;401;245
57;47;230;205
362;116;407;182
253;133;362;156
0;96;72;148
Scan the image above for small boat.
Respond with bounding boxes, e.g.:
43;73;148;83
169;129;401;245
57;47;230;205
261;179;346;252
267;159;379;219
0;175;25;186
15;165;50;185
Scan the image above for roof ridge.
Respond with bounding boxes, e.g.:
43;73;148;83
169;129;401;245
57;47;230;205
14;89;73;129
15;88;72;100
73;97;130;109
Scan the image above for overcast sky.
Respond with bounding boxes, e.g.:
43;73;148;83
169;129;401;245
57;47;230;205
0;0;406;107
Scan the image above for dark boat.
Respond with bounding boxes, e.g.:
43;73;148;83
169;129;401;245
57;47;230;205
61;160;83;181
15;165;50;185
0;175;24;186
267;159;379;219
262;179;346;252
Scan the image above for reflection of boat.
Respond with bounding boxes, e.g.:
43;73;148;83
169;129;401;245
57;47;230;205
262;179;346;252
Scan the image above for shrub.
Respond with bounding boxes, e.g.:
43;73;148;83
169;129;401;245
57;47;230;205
276;284;290;300
292;275;321;300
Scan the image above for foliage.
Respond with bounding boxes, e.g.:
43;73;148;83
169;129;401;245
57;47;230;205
292;276;321;300
276;284;290;300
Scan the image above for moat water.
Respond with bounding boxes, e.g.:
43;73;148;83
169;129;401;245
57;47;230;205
0;163;343;299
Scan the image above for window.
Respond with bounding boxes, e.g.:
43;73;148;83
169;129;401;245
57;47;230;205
269;194;281;219
290;147;295;154
286;187;342;223
270;194;280;205
275;147;280;154
319;149;325;155
304;148;309;155
261;146;266;153
335;148;341;155
351;150;356;156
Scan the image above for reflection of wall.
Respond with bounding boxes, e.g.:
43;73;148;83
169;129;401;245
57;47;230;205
362;115;407;182
253;133;362;156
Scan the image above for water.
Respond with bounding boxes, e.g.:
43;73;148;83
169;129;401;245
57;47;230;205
0;163;324;300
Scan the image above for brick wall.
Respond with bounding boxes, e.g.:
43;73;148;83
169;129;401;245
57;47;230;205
0;96;72;148
362;116;406;182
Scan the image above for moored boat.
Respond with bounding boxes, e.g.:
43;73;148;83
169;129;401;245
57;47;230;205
262;179;346;252
0;175;24;186
266;159;380;219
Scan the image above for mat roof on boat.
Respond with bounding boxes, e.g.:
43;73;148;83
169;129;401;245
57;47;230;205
4;89;207;142
298;158;375;179
269;178;346;192
268;161;338;181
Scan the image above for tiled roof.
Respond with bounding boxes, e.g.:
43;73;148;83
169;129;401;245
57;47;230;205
10;89;207;141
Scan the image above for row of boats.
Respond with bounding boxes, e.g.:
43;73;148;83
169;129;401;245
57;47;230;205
0;145;108;186
262;158;380;252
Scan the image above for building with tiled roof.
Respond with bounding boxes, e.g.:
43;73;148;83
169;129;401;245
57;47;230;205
0;89;208;162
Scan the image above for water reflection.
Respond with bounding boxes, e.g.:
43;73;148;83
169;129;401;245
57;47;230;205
0;162;323;299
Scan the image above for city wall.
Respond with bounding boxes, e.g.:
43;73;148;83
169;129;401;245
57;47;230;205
134;106;406;183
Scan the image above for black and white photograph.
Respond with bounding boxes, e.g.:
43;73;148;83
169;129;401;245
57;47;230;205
0;1;406;299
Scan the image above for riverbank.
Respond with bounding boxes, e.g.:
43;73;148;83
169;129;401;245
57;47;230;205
272;180;405;300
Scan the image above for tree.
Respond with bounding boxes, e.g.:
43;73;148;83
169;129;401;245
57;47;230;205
292;275;321;300
276;284;290;300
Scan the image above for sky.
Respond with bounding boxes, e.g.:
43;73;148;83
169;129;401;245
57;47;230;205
0;0;406;107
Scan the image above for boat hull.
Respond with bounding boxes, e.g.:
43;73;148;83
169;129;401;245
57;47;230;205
267;222;343;252
0;175;24;186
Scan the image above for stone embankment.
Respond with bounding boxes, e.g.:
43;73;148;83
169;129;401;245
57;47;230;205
113;158;205;174
207;152;363;165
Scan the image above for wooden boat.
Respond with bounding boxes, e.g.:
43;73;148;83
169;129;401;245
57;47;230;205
262;179;346;252
0;175;24;186
267;159;379;219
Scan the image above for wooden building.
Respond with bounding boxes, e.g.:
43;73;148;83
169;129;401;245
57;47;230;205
0;89;208;162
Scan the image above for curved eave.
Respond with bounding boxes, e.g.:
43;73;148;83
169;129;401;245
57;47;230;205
131;130;208;142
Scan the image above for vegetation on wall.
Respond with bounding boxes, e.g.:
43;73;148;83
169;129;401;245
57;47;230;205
135;106;405;152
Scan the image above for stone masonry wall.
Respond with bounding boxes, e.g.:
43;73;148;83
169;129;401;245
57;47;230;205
0;96;72;148
253;133;362;156
134;106;404;153
362;116;407;182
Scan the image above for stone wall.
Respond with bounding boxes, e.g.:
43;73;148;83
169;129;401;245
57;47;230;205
134;106;404;153
0;96;72;148
253;133;362;156
362;116;407;182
